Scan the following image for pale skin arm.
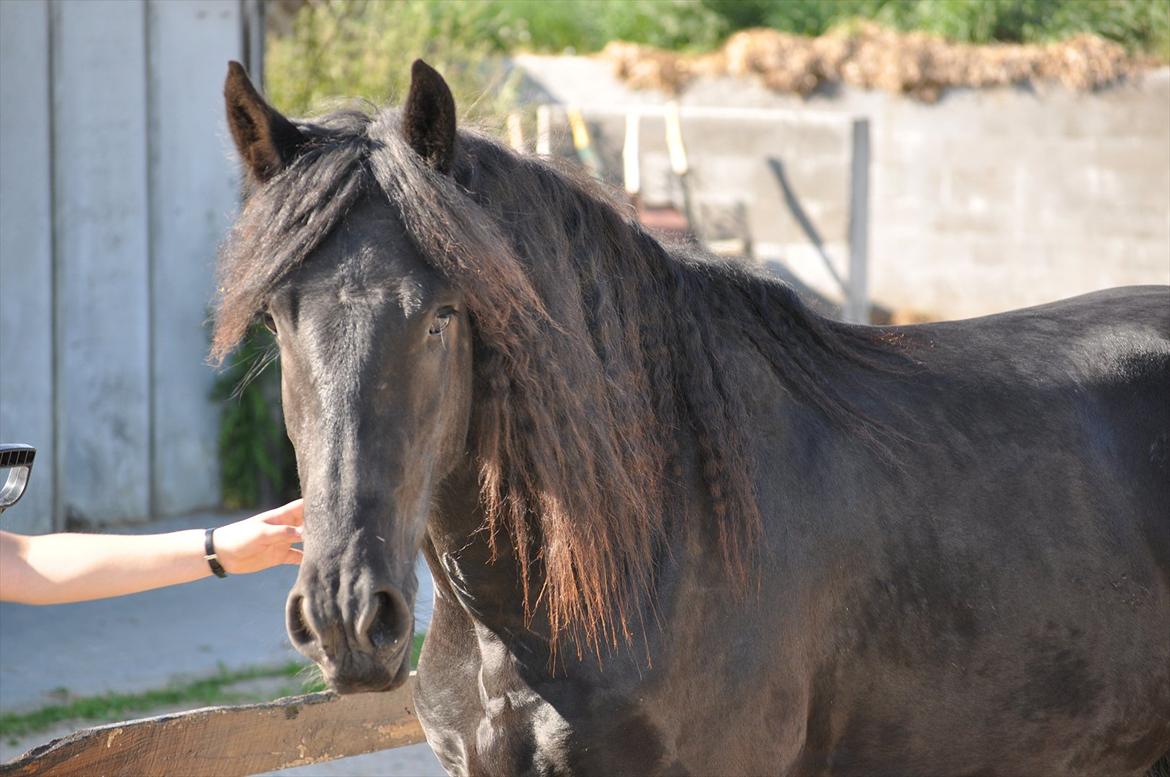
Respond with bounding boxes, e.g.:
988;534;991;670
0;500;303;605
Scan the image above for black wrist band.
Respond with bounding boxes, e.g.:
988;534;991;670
204;528;228;578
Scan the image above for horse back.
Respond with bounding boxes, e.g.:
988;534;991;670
762;285;1170;775
899;284;1169;564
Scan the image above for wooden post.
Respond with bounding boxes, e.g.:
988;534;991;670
622;112;640;198
506;112;524;152
846;118;871;324
536;105;550;156
565;106;601;179
664;100;696;233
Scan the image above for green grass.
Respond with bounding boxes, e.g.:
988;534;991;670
0;632;426;741
0;662;305;740
410;631;426;671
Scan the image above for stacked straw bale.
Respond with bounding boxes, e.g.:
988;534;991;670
602;24;1141;101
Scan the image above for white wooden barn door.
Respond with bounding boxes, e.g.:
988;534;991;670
0;0;260;533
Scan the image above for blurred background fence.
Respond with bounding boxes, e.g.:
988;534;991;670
1;0;1167;533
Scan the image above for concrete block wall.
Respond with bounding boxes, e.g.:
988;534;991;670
0;0;251;533
516;56;1170;321
854;73;1170;319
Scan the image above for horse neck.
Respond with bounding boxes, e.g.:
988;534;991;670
425;460;533;633
425;459;681;682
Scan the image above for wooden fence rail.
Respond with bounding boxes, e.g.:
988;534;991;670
0;675;425;777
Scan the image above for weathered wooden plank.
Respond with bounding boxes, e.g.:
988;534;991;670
0;0;55;534
147;0;242;515
52;0;152;525
0;676;425;777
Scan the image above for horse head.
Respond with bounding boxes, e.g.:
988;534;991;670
220;60;471;692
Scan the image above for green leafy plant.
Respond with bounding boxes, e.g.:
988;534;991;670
488;0;729;53
266;0;523;121
704;0;1167;58
863;0;1169;54
211;325;297;509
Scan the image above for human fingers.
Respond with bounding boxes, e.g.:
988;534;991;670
257;523;302;545
221;522;297;558
259;498;304;527
283;546;304;565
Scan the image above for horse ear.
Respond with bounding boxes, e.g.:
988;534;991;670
224;60;305;184
403;59;457;174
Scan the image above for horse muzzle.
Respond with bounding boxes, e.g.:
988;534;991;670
285;562;414;693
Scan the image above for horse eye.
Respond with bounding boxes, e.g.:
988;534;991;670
429;308;455;336
262;312;277;335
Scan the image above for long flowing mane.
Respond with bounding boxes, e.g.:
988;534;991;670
212;107;888;655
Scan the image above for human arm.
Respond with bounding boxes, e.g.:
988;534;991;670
0;499;302;605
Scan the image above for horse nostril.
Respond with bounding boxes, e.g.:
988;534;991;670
286;593;315;650
362;589;411;654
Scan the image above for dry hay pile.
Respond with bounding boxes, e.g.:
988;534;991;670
603;24;1141;102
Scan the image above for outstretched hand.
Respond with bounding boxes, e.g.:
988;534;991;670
214;499;304;574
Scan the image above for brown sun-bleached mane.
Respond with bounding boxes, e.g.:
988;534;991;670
213;107;892;657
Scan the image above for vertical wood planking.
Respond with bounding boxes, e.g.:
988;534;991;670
2;0;247;525
0;0;55;533
147;0;241;515
52;0;151;524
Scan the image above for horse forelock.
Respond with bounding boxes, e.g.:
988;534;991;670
213;103;889;658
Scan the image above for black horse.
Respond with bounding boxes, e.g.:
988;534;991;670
214;60;1170;776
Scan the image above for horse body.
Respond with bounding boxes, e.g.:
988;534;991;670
415;287;1170;776
213;60;1170;775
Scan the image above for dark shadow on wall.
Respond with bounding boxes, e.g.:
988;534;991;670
766;157;847;295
